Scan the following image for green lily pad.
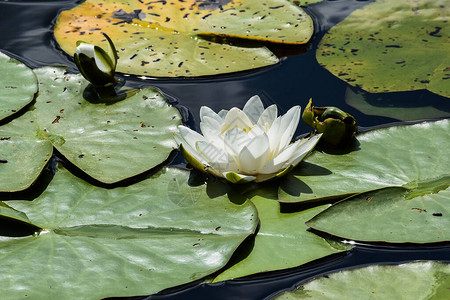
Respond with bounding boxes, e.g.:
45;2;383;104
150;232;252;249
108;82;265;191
0;167;258;299
0;202;30;224
345;87;450;121
33;66;181;183
213;196;348;282
54;0;314;77
307;179;450;243
279;119;450;203
0;51;38;121
274;261;450;299
0;112;53;192
316;0;450;98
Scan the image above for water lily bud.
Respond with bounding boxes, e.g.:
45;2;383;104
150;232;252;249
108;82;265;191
302;99;358;145
74;33;118;86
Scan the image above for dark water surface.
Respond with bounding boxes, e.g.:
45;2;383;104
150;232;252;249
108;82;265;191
0;0;449;299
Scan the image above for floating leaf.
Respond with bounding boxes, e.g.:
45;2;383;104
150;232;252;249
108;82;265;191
54;0;314;77
279;119;450;203
213;196;348;282
316;0;450;98
0;167;258;299
274;261;450;299
33;66;181;183
307;181;450;243
0;51;37;121
345;87;450;121
428;59;450;97
0;202;30;224
0;112;53;192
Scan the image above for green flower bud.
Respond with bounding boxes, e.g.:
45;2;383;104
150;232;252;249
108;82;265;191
320;107;348;122
74;33;118;87
302;99;358;146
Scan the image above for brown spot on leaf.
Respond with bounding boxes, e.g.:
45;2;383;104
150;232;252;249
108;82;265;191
52;116;61;124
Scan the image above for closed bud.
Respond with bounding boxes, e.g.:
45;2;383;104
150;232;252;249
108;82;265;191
74;33;118;87
302;99;358;146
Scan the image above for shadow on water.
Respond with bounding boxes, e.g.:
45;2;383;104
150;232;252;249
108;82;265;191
0;156;56;201
0;217;40;237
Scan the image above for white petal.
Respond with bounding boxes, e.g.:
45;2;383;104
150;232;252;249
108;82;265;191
196;142;237;178
200;116;224;148
285;134;322;167
247;124;265;139
237;133;270;174
221;107;253;133
243;95;264;124
175;125;206;149
278;106;301;151
200;116;221;137
218;109;228;119
259;156;286;174
223;171;256;183
94;50;112;74
268;106;301;155
210;154;238;176
223;128;250;159
175;126;208;165
200;106;223;124
75;43;95;58
257;104;277;131
267;115;282;154
196;141;228;164
260;137;307;174
265;141;300;170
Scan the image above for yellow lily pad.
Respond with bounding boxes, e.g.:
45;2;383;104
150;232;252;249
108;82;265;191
54;0;314;77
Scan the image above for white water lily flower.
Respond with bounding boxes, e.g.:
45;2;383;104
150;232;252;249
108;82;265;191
175;96;322;183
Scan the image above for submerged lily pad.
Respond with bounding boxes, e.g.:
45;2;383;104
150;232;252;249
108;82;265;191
54;0;314;77
0;167;257;299
316;0;450;98
213;196;348;282
279;119;450;203
345;87;450;121
307;181;450;243
0;51;37;121
274;261;450;300
33;66;181;183
0;112;53;192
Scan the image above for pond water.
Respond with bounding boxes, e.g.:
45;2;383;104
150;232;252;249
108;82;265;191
0;0;449;299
